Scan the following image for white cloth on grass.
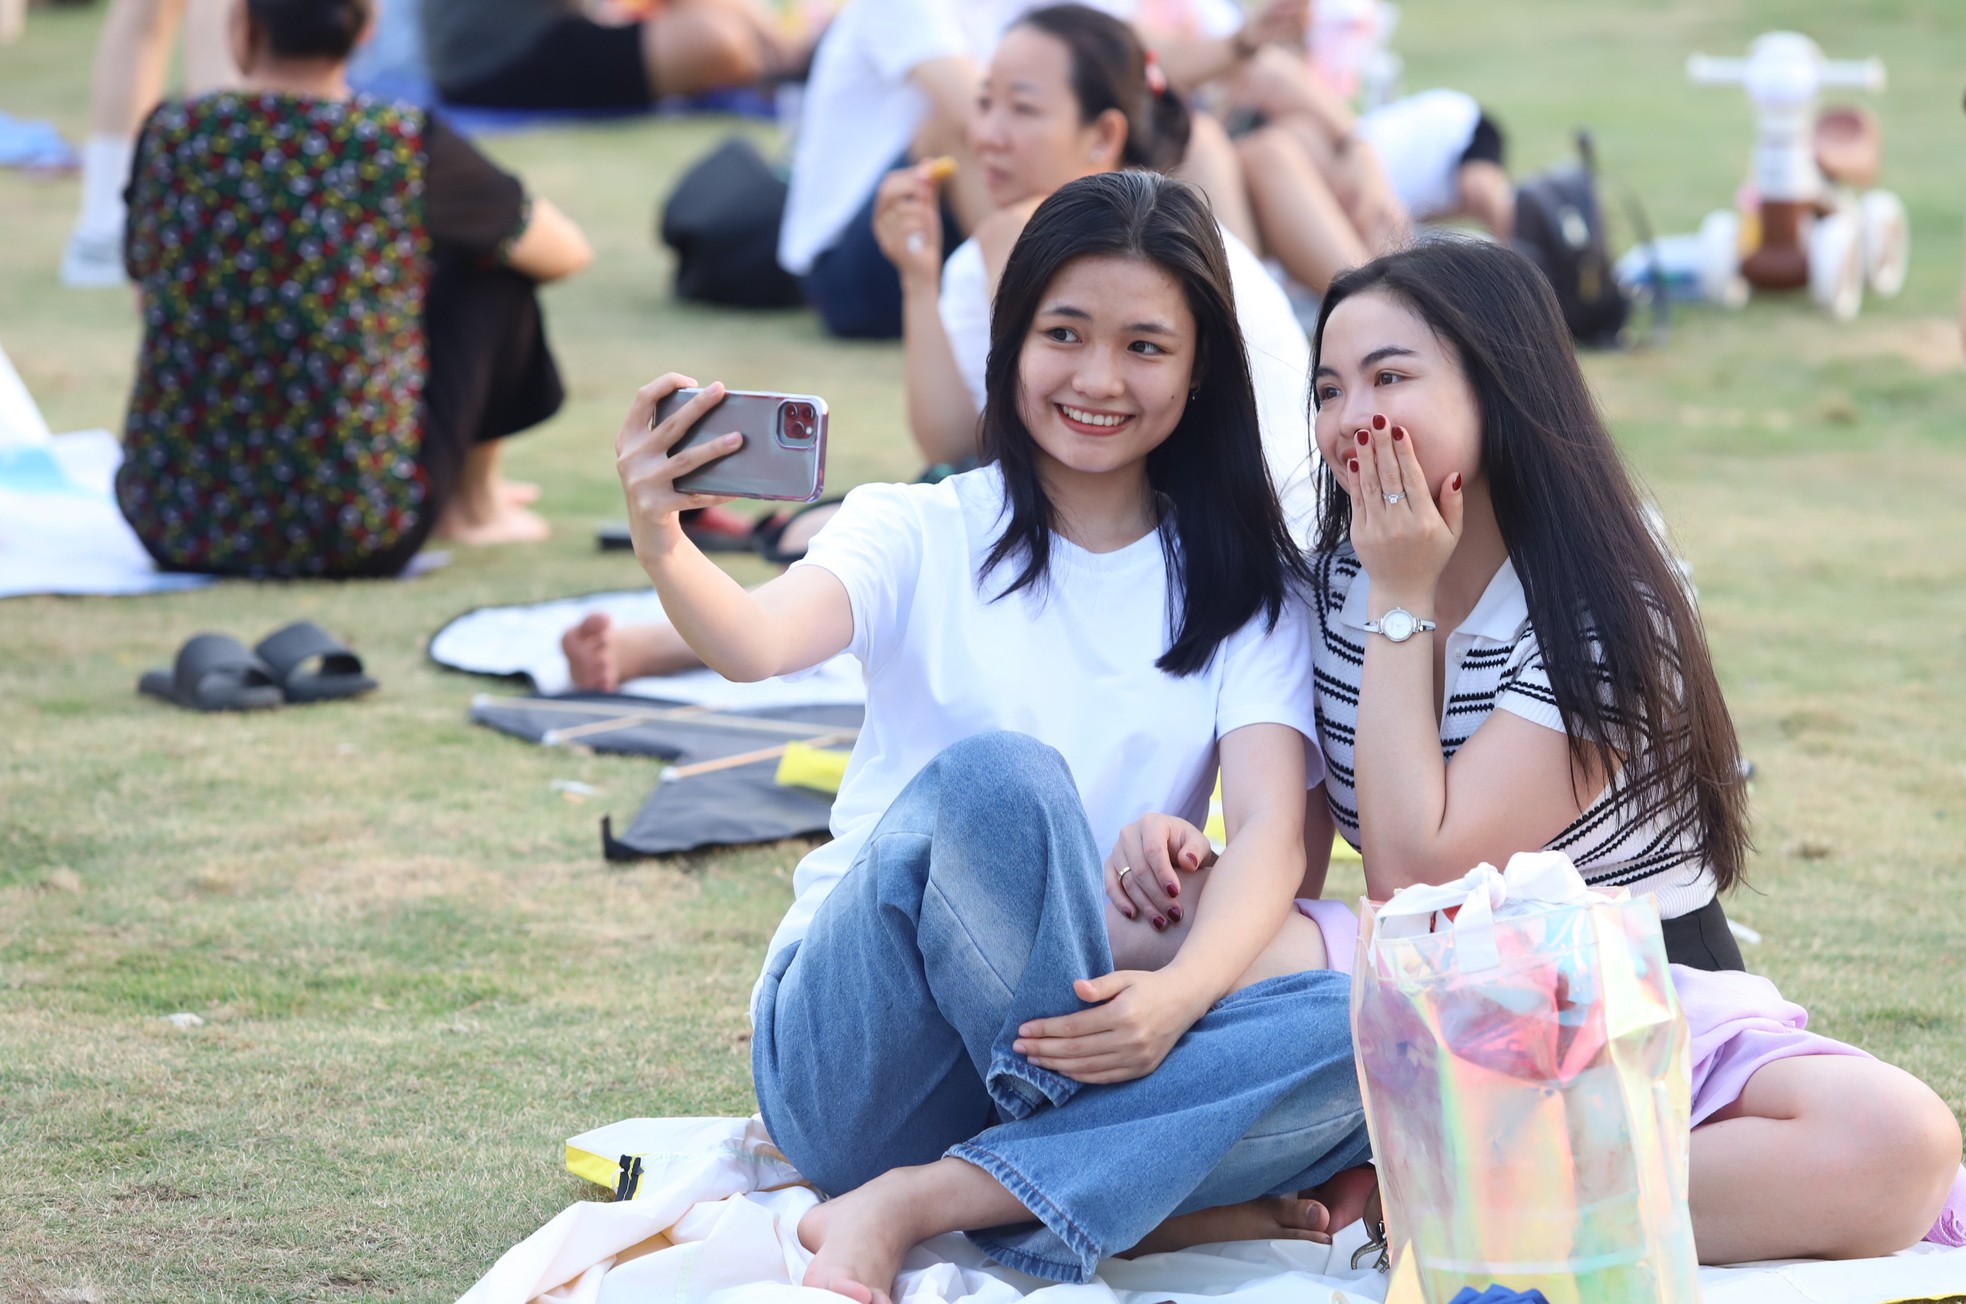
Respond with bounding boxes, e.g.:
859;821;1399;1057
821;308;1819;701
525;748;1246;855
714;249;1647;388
761;465;1323;1015
0;429;212;598
938;224;1318;542
456;1114;1966;1304
427;588;867;708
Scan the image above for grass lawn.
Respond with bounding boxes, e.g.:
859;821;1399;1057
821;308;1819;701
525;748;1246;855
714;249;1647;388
2;2;1963;1299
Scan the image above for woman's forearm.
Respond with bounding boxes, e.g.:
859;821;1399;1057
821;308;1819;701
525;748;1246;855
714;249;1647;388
636;524;840;682
901;271;980;466
1149;35;1246;93
1354;591;1455;894
1162;810;1303;1005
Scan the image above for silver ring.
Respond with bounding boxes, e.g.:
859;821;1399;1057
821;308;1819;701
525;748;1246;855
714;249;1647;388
1382;491;1405;505
1116;865;1132;881
905;232;925;254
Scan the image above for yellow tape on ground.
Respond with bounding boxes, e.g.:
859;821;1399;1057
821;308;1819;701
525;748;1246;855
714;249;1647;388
775;741;851;794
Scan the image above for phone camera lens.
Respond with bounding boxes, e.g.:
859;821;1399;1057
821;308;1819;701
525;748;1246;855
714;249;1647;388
781;403;816;445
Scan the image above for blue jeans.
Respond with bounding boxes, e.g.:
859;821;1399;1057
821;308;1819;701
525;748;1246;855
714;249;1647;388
752;732;1370;1283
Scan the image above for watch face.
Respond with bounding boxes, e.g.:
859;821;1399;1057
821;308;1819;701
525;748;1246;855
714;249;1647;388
1382;609;1416;641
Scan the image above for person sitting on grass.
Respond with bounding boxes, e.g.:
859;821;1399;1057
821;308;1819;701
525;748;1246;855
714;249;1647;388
421;0;789;115
1114;236;1966;1262
610;171;1373;1298
118;0;591;578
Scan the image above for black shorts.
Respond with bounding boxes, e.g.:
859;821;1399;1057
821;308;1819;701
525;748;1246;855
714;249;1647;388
1459;112;1506;169
1660;895;1747;972
439;17;651;111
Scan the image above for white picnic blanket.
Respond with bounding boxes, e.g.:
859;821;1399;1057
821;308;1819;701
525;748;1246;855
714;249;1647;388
458;1117;1966;1304
429;590;867;708
0;428;215;599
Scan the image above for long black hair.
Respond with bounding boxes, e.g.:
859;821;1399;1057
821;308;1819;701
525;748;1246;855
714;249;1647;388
245;0;371;60
980;170;1306;677
1013;4;1192;173
1310;238;1751;891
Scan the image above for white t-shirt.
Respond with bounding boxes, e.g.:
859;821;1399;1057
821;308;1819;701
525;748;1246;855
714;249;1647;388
1355;89;1483;221
938;223;1318;541
756;466;1324;1011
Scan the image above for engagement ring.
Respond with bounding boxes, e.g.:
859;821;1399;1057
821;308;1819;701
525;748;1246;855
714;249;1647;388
1382;491;1405;505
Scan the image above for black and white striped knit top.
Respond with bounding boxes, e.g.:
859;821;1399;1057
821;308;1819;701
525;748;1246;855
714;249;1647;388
1308;547;1716;920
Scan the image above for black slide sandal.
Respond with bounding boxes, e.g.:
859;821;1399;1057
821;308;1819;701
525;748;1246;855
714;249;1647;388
752;496;843;566
138;633;285;712
254;621;377;704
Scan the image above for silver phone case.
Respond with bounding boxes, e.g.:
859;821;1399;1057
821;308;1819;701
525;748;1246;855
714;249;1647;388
661;389;829;503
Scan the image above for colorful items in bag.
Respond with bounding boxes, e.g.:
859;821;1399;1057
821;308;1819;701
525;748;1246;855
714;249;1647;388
1352;852;1699;1304
1445;1288;1552;1304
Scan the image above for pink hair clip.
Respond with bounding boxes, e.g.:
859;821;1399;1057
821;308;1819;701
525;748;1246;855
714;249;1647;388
1144;50;1168;96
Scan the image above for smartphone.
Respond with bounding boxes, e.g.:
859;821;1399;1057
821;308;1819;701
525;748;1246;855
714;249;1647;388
656;388;828;503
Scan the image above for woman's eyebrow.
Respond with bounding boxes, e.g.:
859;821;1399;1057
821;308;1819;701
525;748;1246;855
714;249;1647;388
1314;345;1420;379
1360;345;1419;368
1035;306;1174;336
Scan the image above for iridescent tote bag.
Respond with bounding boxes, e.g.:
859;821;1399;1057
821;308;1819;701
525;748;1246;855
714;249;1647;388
1351;852;1697;1304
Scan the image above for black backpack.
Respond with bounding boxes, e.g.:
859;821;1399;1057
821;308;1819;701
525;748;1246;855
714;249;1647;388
658;135;806;310
1511;132;1640;348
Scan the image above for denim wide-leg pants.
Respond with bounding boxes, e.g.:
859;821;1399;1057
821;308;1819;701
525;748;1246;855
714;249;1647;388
752;732;1369;1282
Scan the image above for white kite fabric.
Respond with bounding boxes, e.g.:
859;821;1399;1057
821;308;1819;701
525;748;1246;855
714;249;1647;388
458;1116;1966;1304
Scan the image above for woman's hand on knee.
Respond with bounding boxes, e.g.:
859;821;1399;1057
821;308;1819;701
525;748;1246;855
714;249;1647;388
615;374;738;555
1012;968;1208;1084
1105;813;1215;929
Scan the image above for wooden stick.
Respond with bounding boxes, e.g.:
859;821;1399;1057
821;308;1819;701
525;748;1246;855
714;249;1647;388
662;732;859;781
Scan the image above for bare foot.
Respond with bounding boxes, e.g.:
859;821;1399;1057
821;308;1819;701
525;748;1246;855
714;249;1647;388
797;1180;922;1304
1124;1195;1331;1257
1304;1163;1379;1236
503;479;541;506
562;612;619;692
1123;1165;1379;1258
435;501;551;546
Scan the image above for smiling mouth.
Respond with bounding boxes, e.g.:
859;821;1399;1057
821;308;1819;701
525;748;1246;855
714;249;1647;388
1056;403;1134;433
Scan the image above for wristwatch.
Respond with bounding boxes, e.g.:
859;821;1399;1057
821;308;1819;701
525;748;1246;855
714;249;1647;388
1362;607;1437;643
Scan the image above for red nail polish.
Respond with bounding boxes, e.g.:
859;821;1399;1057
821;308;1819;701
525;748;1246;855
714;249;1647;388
1392;426;1405;441
1452;472;1463;490
1167;905;1183;924
1165;880;1179;898
1356;430;1370;446
1371;414;1387;431
1152;916;1167;930
1347;459;1359;474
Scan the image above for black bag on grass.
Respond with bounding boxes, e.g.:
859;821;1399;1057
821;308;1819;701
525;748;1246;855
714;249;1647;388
1511;132;1631;347
659;135;805;309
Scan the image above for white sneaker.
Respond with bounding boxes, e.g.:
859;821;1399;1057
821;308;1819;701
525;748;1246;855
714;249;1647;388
60;229;128;288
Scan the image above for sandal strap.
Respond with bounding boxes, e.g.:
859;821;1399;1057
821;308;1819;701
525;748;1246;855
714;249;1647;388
255;621;361;681
174;633;278;698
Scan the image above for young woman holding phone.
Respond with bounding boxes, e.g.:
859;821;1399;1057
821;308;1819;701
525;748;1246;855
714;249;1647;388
609;171;1368;1301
